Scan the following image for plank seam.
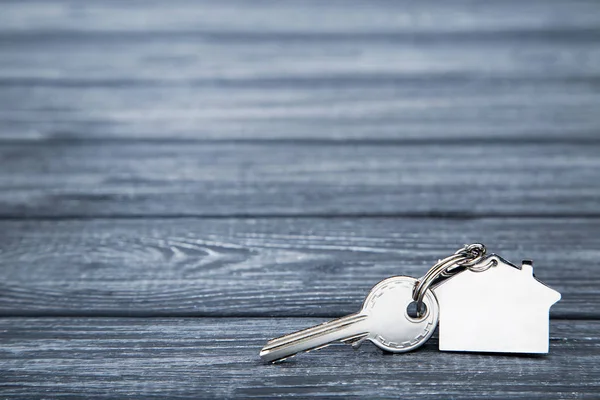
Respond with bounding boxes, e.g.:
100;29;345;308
3;138;600;146
2;212;600;221
0;313;595;320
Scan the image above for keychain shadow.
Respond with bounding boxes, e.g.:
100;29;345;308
379;333;548;359
430;350;548;359
257;329;547;367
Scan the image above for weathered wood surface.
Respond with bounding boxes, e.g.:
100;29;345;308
1;218;598;318
0;0;599;141
1;0;599;398
1;318;598;399
2;142;600;217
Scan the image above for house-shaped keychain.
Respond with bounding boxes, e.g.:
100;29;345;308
432;255;561;354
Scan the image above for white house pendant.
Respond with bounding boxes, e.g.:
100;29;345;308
432;255;561;354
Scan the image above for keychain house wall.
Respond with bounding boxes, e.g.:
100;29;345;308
432;256;561;354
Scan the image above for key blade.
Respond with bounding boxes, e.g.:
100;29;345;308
264;313;365;348
260;314;368;363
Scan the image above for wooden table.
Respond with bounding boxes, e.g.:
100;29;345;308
1;1;599;398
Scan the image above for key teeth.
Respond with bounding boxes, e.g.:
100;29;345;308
272;354;296;363
261;333;369;363
341;333;369;350
351;337;368;350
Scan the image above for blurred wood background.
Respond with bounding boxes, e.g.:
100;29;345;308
1;0;599;398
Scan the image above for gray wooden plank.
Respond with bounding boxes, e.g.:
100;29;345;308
0;218;598;318
4;0;599;33
0;317;598;399
0;0;599;141
1;142;600;217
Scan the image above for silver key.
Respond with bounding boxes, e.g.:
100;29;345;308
260;276;439;362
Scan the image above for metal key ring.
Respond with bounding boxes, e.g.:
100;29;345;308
412;243;488;316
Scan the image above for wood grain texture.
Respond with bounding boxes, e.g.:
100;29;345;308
1;1;599;398
1;218;598;318
2;141;600;217
1;317;598;399
0;0;599;141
